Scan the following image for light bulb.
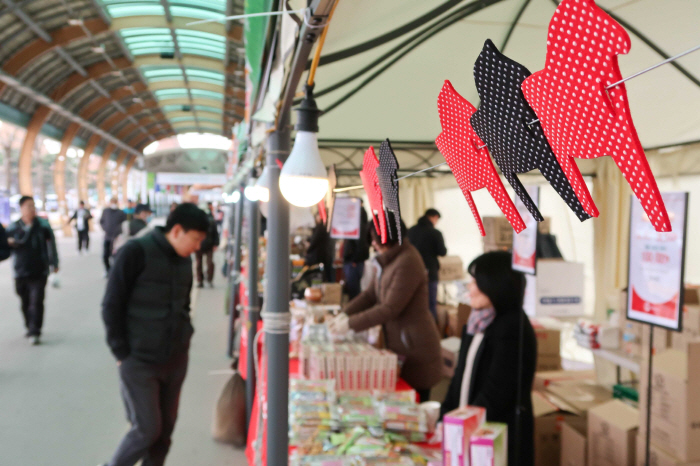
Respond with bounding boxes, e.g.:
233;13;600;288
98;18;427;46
279;131;328;207
255;165;271;203
244;184;259;202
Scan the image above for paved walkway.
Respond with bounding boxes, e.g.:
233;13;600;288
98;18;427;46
0;232;247;465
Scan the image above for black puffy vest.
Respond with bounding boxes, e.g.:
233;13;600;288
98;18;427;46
126;228;194;363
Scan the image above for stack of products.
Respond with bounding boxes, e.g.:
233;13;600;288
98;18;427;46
289;380;439;466
443;406;508;466
300;341;398;392
573;320;619;350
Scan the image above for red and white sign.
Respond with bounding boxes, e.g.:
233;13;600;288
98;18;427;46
329;197;362;240
512;185;539;275
627;192;688;331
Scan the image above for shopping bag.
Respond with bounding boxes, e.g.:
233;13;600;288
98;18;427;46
211;371;247;447
49;272;60;289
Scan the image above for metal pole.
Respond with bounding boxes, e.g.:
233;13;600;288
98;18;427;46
645;325;654;466
227;184;245;358
265;111;291;466
245;193;260;428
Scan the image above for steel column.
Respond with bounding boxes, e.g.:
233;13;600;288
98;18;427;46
265;110;291;466
245;190;260;428
227;183;245;358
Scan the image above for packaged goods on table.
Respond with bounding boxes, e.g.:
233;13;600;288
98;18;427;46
443;406;488;466
470;423;508;466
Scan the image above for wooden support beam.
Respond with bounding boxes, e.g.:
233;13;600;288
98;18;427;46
18;106;51;195
97;143;115;207
121;156;137;206
78;134;100;203
55;122;80;236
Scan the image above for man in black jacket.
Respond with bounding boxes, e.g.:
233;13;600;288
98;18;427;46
100;197;127;275
195;202;220;288
6;196;59;345
305;213;335;282
101;203;209;466
68;200;92;253
407;208;447;320
342;202;370;299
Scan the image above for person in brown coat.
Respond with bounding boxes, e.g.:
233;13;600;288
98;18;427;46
328;221;442;401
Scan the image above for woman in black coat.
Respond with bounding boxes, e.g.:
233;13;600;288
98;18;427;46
441;251;537;466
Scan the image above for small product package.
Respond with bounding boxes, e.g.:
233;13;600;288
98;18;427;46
443;406;487;466
470;422;508;466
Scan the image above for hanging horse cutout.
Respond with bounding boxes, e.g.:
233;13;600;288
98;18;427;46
359;146;388;244
522;0;671;232
470;39;592;223
436;80;526;236
376;139;402;245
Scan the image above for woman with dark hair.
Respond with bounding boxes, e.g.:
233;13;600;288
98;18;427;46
328;221;442;401
441;251;537;466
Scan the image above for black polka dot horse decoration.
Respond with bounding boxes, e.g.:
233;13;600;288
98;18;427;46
376;139;402;245
360;146;388;244
436;80;526;236
522;0;671;232
470;39;592;224
324;164;337;232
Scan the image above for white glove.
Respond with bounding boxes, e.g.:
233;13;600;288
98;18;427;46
327;313;349;335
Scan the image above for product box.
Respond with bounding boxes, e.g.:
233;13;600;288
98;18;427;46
561;417;588;466
447;303;472;338
639;344;700;462
482;217;515;247
524;260;585;318
636;436;700;466
534;370;596;392
441;337;462;378
537;354;563;372
470;422;508;466
444;406;487;466
588;399;639;466
546;380;613;416
439;256;467;282
532;390;580;466
320;283;342;305
534;325;562;356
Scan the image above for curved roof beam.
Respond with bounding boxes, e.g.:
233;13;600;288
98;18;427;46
0;18;109;95
148;80;223;93
51;57;133;102
133;55;224;73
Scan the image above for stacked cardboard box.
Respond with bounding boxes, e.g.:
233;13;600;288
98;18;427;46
534;324;562;371
561;417;587;466
438;256;466;282
670;287;700;351
588;400;639;466
639;343;700;464
532;390;580;466
482;216;551;252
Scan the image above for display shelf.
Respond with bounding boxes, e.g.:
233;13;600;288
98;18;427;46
591;348;641;374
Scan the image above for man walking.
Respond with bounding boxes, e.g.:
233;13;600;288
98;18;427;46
195;202;219;288
112;204;153;255
6;196;59;345
342;201;370;299
407;208;447;321
69;200;92;253
101;203;209;466
100;197;126;276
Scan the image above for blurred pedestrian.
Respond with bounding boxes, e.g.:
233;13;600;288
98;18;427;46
124;200;136;221
100;197;127;276
112;204;153;254
342;201;370;299
101;203;209;466
407;208;447;320
305;213;335;282
195;202;220;288
6;196;59;345
69;200;92;253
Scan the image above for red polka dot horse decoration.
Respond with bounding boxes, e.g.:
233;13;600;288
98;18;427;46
522;0;671;232
436;80;526;236
360;146;388;244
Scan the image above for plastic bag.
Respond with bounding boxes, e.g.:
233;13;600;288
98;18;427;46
211;371;246;446
49;273;60;289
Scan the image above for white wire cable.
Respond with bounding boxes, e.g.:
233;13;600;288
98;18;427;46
186;8;308;26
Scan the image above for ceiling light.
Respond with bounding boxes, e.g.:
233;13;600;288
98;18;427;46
68;18;83;26
91;45;106;54
279;84;327;207
244;178;259;201
67;148;77;158
132;97;144;103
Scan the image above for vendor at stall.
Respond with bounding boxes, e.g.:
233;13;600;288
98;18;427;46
305;213;335;282
440;251;537;466
328;221;441;402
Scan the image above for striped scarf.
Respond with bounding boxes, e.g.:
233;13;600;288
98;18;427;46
466;307;496;335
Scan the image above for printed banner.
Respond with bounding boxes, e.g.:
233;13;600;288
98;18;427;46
627;192;688;331
512;186;539;275
330;197;362;240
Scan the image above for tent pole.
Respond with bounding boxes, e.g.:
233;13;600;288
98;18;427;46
265;110;291;466
245;189;261;428
227;183;245;358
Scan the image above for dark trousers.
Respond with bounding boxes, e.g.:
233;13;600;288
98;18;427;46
195;249;214;284
343;262;365;300
428;280;439;321
15;276;48;336
104;239;114;272
109;352;189;466
77;229;90;251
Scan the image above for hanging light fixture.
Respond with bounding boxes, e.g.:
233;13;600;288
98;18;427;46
255;164;271;203
244;178;259;201
279;84;328;207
